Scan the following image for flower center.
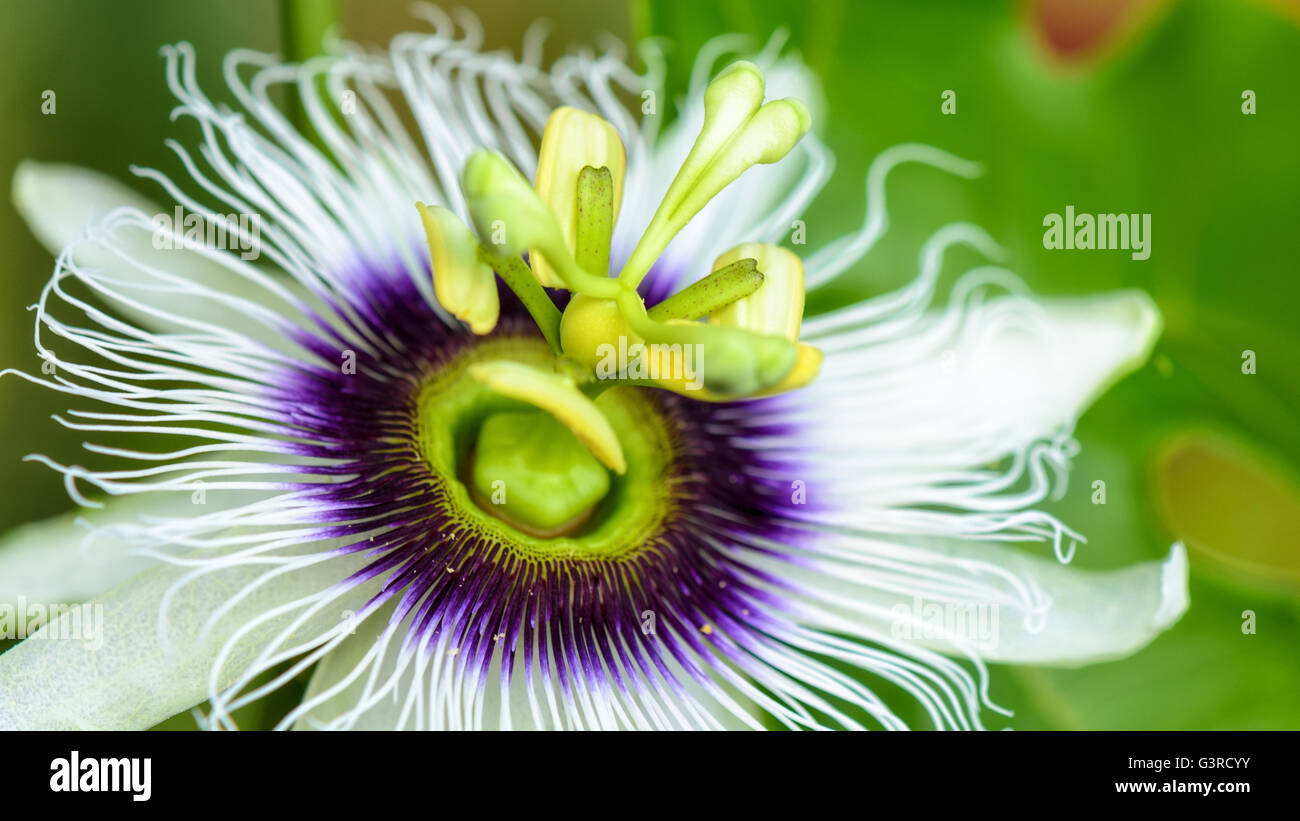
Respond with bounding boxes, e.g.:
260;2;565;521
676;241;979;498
414;337;677;559
406;60;827;552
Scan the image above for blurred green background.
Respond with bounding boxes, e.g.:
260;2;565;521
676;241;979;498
1;0;1297;729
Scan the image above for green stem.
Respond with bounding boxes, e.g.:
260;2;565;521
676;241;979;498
646;258;763;321
279;0;341;151
483;250;564;354
280;0;339;63
549;249;624;299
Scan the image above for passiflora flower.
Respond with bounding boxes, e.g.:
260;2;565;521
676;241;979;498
0;11;1187;730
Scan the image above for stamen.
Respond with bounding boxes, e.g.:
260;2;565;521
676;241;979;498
415;202;499;334
531;107;626;286
447;60;819;404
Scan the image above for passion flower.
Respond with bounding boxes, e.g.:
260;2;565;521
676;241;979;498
0;13;1186;730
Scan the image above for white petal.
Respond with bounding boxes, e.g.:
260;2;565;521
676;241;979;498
973;540;1189;665
763;531;1188;668
870;538;1190;666
12;160;158;255
0;494;177;607
12;161;302;347
991;289;1162;438
0;548;374;730
787;289;1163;477
0;488;279;608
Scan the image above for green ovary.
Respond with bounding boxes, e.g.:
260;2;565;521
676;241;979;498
471;410;610;536
414;338;675;560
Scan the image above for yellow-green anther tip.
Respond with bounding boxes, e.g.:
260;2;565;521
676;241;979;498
746;99;812;165
706;60;765;109
786;98;812;138
416;201;499;335
461;150;518;200
717;60;762;80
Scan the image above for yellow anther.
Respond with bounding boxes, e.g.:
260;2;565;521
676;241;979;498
708;243;805;341
532;107;626;286
416;202;499;334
